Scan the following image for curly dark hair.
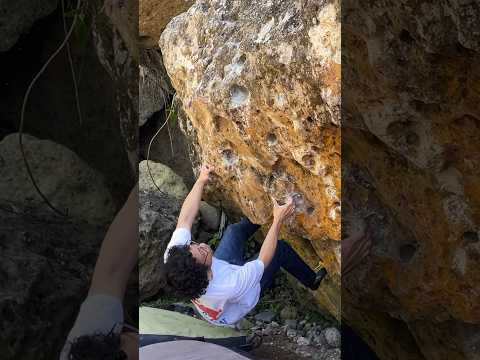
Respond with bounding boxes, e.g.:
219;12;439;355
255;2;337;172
161;245;210;301
68;331;127;360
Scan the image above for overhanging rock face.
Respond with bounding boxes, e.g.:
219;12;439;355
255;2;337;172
160;0;341;317
343;1;480;359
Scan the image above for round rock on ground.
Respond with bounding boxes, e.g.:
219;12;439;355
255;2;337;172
322;327;341;348
139;160;189;198
0;133;115;224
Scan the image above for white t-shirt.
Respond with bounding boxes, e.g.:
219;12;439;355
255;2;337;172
164;228;265;326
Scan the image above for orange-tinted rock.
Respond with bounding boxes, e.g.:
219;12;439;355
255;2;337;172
140;0;194;48
343;1;480;359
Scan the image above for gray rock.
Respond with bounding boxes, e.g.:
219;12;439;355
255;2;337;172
262;325;274;336
285;319;298;330
296;336;311;346
313;334;324;346
254;310;276;323
280;306;298;321
93;2;138;171
0;134;116;224
314;348;341;360
139;49;173;126
0;0;58;51
199;201;220;231
139;189;182;300
139;160;189;198
286;329;297;338
322;327;341;348
236;318;254;331
196;229;214;244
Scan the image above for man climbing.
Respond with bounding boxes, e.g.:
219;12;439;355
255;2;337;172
162;164;329;326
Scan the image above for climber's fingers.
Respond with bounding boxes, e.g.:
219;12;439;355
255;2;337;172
271;196;279;207
284;196;294;207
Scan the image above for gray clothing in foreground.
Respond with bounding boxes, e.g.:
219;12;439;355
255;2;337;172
140;340;250;360
59;293;123;360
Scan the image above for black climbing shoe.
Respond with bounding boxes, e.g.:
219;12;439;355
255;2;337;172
310;267;328;290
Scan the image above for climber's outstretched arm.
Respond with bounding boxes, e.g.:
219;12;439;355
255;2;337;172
88;183;138;299
176;164;215;231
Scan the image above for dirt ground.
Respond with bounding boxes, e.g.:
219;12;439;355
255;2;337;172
251;334;314;360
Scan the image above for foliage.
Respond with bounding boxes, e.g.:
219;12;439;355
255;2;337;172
141;294;181;309
208;231;221;249
167;102;178;127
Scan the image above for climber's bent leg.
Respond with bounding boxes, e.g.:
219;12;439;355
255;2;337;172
214;217;261;266
259;240;316;293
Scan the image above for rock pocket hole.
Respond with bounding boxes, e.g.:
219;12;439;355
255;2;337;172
399;29;414;44
238;54;247;64
221;149;238;166
399;244;418;263
266;133;277;146
230;85;249;108
306;206;315;215
406;131;419;145
302;154;315;168
463;231;479;245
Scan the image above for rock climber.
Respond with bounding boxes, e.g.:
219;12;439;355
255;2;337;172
162;164;334;327
59;184;139;360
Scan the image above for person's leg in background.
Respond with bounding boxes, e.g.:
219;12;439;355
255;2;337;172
259;240;326;293
214;218;261;266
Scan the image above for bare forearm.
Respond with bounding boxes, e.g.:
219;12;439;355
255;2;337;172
259;219;282;267
176;179;205;229
89;184;138;298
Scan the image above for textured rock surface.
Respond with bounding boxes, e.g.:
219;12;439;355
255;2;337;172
0;134;116;224
139;49;174;126
139;188;182;300
0;206;104;359
343;1;480;359
161;0;341;317
139;159;189;197
140;0;194;48
0;0;58;51
93;0;138;173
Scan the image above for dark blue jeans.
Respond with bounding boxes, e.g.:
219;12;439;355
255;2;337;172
214;218;316;293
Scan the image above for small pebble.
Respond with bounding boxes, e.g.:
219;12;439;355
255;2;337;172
322;327;341;348
287;328;297;338
297;336;311;346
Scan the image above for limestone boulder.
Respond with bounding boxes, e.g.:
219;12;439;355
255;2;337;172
0;0;57;51
140;0;194;48
160;0;341;317
343;1;480;359
0;134;116;224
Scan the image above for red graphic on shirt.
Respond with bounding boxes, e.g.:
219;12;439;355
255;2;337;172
191;299;222;321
